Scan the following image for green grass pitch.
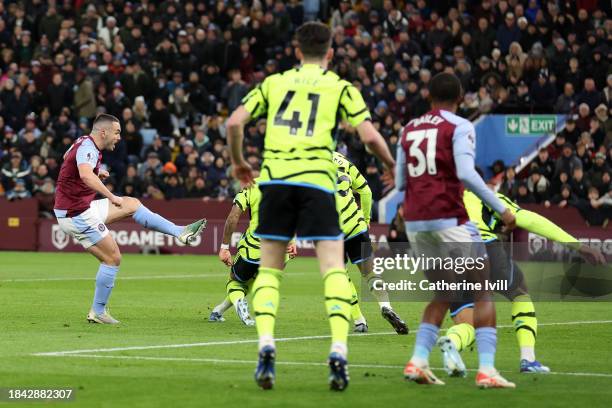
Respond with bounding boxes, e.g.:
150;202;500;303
1;252;611;407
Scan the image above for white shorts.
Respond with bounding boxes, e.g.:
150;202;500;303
55;199;110;249
407;222;486;260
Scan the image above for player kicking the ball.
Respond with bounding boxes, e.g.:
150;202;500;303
396;73;517;388
438;188;605;376
227;22;395;391
53;114;206;324
209;175;297;326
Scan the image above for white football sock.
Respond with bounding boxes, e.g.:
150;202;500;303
520;346;536;362
331;341;348;358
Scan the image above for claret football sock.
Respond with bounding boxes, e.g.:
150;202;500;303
92;264;119;314
324;268;352;358
411;323;439;366
446;323;475;352
252;267;282;350
475;327;497;373
512;295;538;362
133;204;183;237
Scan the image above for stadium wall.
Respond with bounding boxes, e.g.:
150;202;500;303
0;199;609;255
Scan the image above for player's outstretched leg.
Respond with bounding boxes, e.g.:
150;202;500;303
252;267;282;389
124;199;206;245
86;235;122;324
512;295;550;373
323;268;352;391
347;275;368;333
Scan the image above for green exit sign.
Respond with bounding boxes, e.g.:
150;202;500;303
505;115;557;135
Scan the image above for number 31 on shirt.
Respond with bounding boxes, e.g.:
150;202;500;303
405;129;438;177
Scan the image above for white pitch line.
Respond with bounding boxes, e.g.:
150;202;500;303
32;320;612;357
2;272;309;283
54;354;612;379
0;274;224;282
33;331;397;356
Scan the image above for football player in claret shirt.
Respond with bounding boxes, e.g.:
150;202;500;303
396;73;517;388
438;188;605;376
226;22;395;391
53;114;206;324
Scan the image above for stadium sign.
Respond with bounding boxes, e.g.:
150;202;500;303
505;115;556;135
39;220;390;256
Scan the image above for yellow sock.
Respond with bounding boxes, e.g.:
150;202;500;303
252;267;282;348
226;279;248;305
446;323;475;352
324;268;352;354
347;275;365;322
512;295;537;360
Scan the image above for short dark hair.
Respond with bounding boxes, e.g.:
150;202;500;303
296;22;332;59
429;72;463;104
93;113;120;128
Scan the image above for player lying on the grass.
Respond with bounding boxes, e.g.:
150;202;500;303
209;176;297;326
53;114;206;324
333;151;408;335
397;73;517;388
437;188;606;376
227;22;396;391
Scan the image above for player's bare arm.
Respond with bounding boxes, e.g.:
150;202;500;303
219;204;243;266
226;106;254;185
77;163;122;207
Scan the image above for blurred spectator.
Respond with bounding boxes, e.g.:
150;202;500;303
554;143;582;178
576;78;604;111
533;148;555;181
570;167;590;199
499;167;518;198
221;69;248;113
576;186;610;226
526;167;550;203
186;175;212;198
138;151;163;180
74;71;97;121
554;82;576;114
1;152;30;192
545;183;578;209
163;174;186;199
515;182;536;204
6;178;31;200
